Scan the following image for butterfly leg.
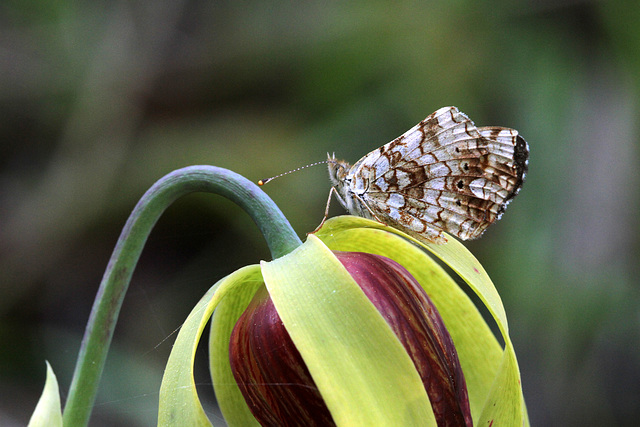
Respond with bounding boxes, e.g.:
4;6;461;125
311;186;338;233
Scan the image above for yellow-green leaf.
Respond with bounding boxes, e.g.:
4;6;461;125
28;361;62;427
209;276;263;427
158;265;262;427
477;341;525;425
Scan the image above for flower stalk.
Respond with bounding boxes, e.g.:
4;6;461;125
62;166;301;427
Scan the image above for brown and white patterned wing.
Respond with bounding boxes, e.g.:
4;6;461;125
476;126;529;208
354;106;528;243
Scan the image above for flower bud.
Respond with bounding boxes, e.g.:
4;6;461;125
229;251;472;426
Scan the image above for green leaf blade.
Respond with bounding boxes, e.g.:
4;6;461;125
209;275;263;427
158;265;262;427
28;361;62;427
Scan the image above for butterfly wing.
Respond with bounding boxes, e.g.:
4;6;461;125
351;107;529;243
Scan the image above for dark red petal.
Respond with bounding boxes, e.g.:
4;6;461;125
334;251;472;427
229;286;335;427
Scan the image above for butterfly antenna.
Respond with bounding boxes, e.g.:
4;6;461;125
258;160;328;186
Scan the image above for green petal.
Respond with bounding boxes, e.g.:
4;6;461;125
158;265;262;427
261;234;436;427
315;216;527;426
28;362;62;427
209;277;263;427
478;341;527;426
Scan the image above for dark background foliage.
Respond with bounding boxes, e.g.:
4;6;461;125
1;1;638;425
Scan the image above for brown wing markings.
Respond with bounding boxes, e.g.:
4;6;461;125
398;191;497;240
364;181;502;233
378;107;480;168
365;195;448;244
365;189;492;242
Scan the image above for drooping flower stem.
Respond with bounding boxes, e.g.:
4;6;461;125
62;166;301;427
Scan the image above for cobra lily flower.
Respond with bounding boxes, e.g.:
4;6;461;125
158;216;527;426
229;249;472;427
27;167;526;427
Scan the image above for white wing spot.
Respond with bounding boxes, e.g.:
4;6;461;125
469;178;486;199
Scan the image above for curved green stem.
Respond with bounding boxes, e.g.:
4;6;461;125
62;166;302;426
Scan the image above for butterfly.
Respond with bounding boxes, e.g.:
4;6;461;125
323;106;529;244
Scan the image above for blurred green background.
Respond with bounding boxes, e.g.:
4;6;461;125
1;0;638;425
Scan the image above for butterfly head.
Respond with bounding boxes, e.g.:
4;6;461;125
326;153;351;187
